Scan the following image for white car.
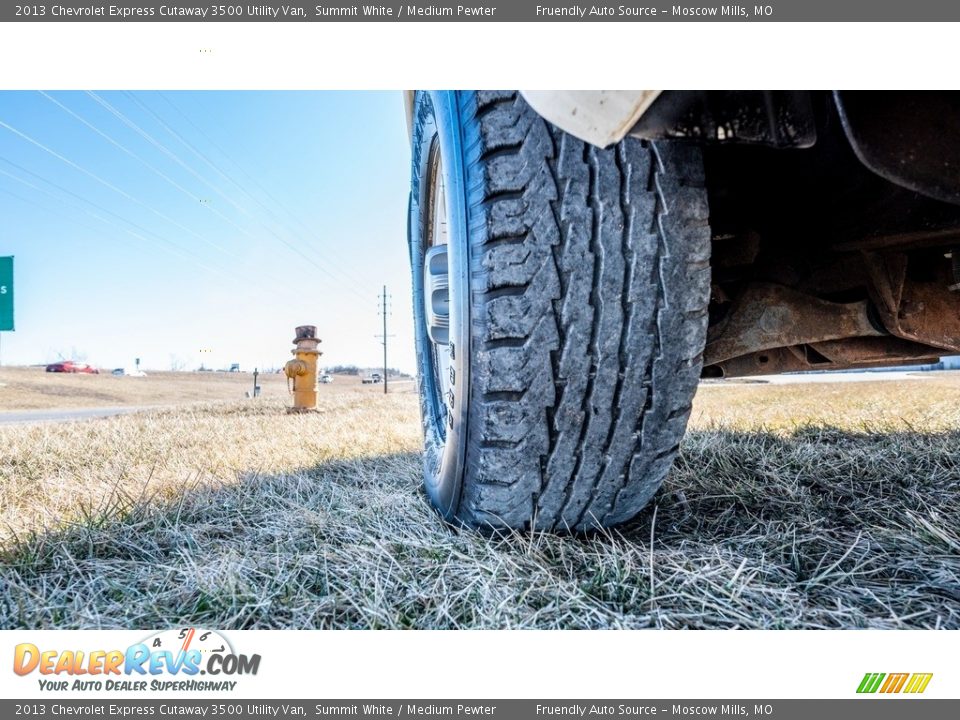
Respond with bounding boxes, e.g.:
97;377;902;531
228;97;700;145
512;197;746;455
320;374;333;384
112;368;147;377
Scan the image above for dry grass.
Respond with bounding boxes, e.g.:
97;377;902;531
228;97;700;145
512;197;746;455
0;366;386;411
695;372;960;432
1;373;958;629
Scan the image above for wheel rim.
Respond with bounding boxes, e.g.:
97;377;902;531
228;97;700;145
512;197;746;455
423;139;453;440
411;91;472;520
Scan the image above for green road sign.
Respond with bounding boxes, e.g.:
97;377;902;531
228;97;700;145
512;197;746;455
0;256;13;331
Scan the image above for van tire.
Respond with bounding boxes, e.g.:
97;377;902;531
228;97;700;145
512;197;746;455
409;91;711;531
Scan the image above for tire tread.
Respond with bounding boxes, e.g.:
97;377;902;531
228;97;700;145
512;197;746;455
454;92;710;531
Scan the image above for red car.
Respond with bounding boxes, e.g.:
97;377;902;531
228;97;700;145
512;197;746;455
45;361;99;374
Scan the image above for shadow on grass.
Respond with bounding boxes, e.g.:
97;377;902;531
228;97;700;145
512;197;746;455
2;427;959;630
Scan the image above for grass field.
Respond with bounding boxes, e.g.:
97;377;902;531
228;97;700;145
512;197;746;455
1;369;958;629
0;366;395;411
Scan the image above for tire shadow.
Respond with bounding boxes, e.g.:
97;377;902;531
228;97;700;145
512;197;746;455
2;428;958;629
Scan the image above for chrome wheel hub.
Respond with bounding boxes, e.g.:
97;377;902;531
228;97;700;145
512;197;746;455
425;145;454;427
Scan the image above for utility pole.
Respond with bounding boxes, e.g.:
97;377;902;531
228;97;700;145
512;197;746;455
376;285;394;395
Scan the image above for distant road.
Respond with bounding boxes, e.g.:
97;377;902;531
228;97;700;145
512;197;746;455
710;370;935;386
0;406;152;426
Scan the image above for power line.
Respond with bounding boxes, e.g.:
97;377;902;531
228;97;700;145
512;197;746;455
159;91;374;292
120;92;376;303
0;159;202;260
1;107;354;313
87;91;251;218
0;185;110;239
1;160;303;309
0;115;247;262
37;91;310;295
158;91;375;294
40;91;205;205
1;95;389;353
0;161;378;346
0;163;236;281
42;90;245;251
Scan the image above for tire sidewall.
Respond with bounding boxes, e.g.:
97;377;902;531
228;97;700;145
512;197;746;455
408;91;471;520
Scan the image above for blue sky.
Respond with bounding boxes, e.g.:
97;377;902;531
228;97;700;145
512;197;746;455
0;91;414;373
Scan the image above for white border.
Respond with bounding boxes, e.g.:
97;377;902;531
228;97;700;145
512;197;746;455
2;629;955;699
1;16;956;704
0;22;957;90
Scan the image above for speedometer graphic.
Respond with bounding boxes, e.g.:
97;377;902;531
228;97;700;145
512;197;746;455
140;628;234;658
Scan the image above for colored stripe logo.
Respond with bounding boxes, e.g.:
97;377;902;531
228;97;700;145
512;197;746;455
857;672;933;694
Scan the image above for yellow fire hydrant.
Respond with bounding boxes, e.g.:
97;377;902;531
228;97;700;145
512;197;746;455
284;325;322;413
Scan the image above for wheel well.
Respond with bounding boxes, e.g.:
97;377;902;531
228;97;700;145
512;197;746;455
695;92;960;377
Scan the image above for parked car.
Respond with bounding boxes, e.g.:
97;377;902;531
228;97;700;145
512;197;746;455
405;90;960;532
320;374;333;384
112;368;147;377
46;361;99;374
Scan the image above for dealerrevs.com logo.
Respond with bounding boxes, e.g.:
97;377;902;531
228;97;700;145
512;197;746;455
857;673;933;694
13;628;261;692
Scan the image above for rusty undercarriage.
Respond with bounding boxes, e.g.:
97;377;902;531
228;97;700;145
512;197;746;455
703;250;960;377
683;92;960;378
